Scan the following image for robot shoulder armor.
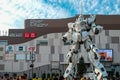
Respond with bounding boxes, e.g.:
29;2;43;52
67;22;75;29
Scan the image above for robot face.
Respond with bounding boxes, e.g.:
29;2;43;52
80;21;86;27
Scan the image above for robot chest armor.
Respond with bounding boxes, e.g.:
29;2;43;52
71;32;82;42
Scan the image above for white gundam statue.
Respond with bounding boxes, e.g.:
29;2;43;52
62;14;108;80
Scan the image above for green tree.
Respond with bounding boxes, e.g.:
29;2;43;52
4;73;9;79
116;72;120;78
47;73;50;78
13;73;17;79
33;73;36;78
77;56;87;78
42;72;46;80
51;72;55;78
55;73;59;77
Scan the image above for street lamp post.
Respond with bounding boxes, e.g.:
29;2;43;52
30;52;34;78
28;46;36;79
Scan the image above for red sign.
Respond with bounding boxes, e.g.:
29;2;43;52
24;32;36;38
24;32;30;38
30;32;36;38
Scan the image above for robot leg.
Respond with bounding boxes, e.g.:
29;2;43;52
64;57;78;79
64;63;74;79
64;49;74;79
72;53;79;78
73;64;78;78
64;44;79;79
88;44;108;80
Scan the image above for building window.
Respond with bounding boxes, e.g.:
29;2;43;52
0;56;3;60
111;37;119;43
0;64;4;70
26;53;35;61
9;33;22;37
16;33;23;37
0;40;8;45
105;43;110;49
15;54;26;60
5;54;14;60
107;36;111;43
9;33;15;37
105;30;109;36
37;40;48;46
0;47;3;51
51;46;55;54
59;54;64;62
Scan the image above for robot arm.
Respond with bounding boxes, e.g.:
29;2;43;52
87;15;103;35
87;15;96;25
62;22;75;42
92;24;103;34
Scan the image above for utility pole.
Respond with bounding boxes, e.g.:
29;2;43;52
30;52;34;78
28;46;36;79
30;51;35;78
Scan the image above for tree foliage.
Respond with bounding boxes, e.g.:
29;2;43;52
77;56;87;77
42;72;46;79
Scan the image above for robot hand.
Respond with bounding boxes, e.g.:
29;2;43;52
62;32;69;43
93;25;103;34
62;31;73;43
62;37;67;43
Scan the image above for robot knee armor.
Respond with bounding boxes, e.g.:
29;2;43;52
90;44;99;53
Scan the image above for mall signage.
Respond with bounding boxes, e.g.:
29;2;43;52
6;45;36;52
27;46;36;52
24;32;36;38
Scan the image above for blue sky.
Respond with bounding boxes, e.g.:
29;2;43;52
0;0;120;31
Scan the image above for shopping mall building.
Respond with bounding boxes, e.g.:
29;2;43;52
0;15;120;78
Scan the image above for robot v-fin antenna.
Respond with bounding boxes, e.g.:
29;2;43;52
76;0;84;22
79;0;83;17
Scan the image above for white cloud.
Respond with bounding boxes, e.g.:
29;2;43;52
0;0;70;31
70;0;120;14
0;0;120;31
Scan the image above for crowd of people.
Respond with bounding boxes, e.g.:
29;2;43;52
0;73;120;80
0;74;27;80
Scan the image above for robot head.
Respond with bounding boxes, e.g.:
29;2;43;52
75;15;84;23
75;15;86;28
